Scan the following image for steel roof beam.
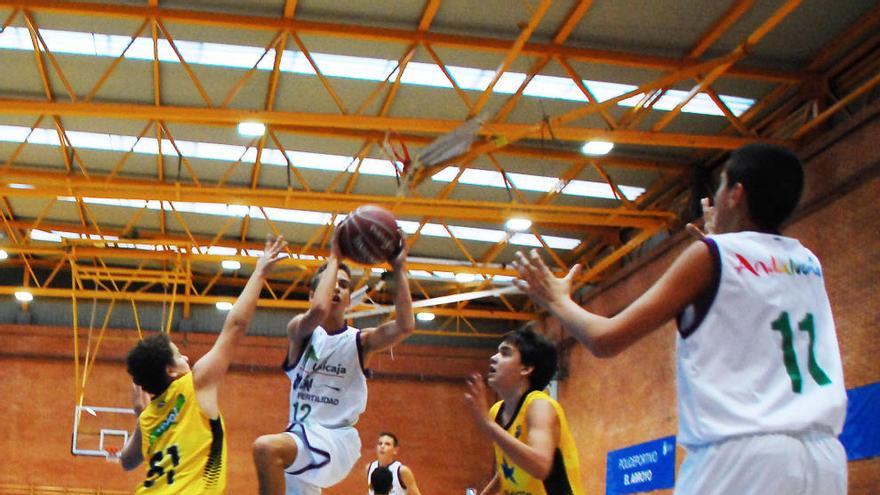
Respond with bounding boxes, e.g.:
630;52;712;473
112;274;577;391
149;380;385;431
0;167;675;228
0;98;792;150
0;0;804;83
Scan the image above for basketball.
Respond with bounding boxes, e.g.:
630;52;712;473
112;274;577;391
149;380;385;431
335;205;403;265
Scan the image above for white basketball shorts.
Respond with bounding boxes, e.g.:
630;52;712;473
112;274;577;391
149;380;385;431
675;430;846;495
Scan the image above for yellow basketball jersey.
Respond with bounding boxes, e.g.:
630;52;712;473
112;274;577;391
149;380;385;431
489;390;583;495
136;372;227;494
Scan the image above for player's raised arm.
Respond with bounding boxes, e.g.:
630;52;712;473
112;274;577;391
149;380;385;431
513;245;714;357
286;236;343;364
360;240;415;358
192;237;286;410
119;383;149;471
464;372;557;479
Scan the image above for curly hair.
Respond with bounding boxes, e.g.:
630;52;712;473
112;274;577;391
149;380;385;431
125;333;175;395
503;324;558;392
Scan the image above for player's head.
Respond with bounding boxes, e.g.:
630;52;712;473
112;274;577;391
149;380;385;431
715;144;804;233
375;432;399;462
309;261;352;310
125;333;191;396
488;324;557;394
370;466;393;495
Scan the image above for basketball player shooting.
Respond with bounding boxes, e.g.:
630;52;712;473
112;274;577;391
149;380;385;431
253;227;415;495
512;144;848;495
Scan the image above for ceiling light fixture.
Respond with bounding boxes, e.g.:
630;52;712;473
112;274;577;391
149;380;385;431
416;312;436;322
0;249;8;260
455;273;476;283
215;301;234;311
505;218;532;232
14;291;33;302
581;141;614;156
221;260;241;270
237;122;266;137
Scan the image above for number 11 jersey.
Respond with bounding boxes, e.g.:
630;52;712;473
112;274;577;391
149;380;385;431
676;231;846;448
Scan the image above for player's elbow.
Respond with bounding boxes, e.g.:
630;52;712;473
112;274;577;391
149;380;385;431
120;455;141;471
222;315;250;335
531;457;554;481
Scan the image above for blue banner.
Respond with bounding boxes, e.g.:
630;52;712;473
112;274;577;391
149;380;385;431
606;436;676;495
840;381;880;461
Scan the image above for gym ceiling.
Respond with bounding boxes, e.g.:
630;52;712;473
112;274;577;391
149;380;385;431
0;0;878;339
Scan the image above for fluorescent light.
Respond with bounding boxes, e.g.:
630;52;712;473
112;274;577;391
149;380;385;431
416;312;436;322
237;122;266;136
221;260;241;270
14;291;33;302
0;249;7;260
215;301;234;311
454;272;476;283
505;218;532;231
7;183;34;189
581;141;614;156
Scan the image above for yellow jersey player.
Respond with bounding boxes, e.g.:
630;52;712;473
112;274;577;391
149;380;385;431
119;237;287;493
465;326;583;495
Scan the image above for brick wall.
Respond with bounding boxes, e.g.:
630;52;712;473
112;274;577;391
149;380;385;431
0;325;496;493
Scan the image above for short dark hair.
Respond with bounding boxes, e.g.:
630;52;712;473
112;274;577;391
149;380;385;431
126;333;175;396
378;432;399;447
370;466;393;495
502;324;558;391
723;144;804;232
309;261;352;292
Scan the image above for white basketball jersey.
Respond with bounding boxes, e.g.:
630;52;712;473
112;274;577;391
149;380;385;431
367;460;406;495
285;325;368;429
676;232;846;447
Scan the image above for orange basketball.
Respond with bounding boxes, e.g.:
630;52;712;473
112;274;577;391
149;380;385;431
335;205;403;265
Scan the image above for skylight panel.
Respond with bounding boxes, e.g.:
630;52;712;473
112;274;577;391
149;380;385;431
0;26;754;117
431;167;645;200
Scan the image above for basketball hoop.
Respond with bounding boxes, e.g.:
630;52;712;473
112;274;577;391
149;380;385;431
104;446;121;463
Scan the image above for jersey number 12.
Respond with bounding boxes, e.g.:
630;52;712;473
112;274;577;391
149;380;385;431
771;312;832;394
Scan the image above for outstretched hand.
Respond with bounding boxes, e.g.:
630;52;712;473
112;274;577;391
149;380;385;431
511;249;581;310
464;373;491;432
254;236;287;276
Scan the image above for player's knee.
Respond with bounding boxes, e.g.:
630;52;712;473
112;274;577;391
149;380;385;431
253;434;296;466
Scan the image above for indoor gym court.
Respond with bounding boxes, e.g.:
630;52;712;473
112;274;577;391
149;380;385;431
0;0;878;493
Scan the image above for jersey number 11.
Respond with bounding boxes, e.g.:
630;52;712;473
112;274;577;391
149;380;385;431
771;312;832;394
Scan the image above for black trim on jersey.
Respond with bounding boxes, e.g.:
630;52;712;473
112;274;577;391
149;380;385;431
494;391;530;430
396;463;407;490
284;422;332;475
677;237;722;339
202;417;225;487
283;333;314;371
543;448;574;494
356;330;368;374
